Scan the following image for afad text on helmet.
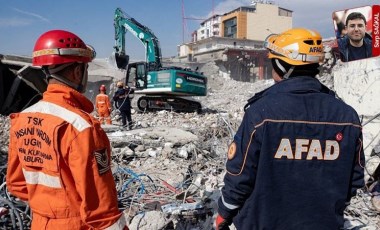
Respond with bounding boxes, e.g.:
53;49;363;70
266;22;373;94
309;47;323;53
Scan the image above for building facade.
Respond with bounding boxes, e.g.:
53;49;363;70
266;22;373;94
178;1;293;81
221;2;292;40
193;14;222;42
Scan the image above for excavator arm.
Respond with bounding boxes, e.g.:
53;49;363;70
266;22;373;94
114;8;162;71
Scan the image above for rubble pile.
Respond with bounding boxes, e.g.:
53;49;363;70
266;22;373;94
105;60;380;229
0;116;10;155
0;57;379;229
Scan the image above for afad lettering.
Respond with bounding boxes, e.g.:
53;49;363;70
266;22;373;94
309;47;322;53
274;138;340;160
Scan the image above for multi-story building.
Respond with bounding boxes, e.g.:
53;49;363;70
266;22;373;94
193;14;222;42
178;1;293;81
221;1;292;40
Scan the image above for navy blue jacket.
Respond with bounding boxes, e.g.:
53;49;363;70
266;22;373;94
218;76;365;230
338;34;372;62
113;87;134;111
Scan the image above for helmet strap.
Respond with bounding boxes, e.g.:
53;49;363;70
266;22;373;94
283;66;295;79
78;63;88;93
274;59;294;79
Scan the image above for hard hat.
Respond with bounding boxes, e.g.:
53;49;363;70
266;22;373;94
32;30;96;66
117;81;124;87
264;28;324;65
99;84;106;92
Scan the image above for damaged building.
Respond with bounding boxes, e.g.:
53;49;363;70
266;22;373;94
0;55;46;116
178;1;292;81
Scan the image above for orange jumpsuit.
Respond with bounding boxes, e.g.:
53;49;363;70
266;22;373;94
7;84;127;230
95;93;112;125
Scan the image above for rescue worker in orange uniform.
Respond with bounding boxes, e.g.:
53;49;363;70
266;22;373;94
95;84;112;124
6;30;128;230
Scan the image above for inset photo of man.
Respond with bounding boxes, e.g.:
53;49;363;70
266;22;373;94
333;6;373;62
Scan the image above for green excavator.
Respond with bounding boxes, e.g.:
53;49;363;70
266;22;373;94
113;8;207;113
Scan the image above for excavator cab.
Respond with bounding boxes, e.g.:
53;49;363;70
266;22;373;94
126;62;147;89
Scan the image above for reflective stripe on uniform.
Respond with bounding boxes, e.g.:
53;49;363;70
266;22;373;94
22;101;91;132
222;195;240;210
22;169;62;188
104;214;126;230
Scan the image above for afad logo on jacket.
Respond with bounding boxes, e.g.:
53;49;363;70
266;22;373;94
274;138;340;160
94;149;110;174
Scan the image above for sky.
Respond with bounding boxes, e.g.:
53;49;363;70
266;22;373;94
0;0;376;60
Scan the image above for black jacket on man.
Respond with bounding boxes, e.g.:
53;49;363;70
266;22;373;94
338;33;372;62
113;87;134;111
113;87;134;127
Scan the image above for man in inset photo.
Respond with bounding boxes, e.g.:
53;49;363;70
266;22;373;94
338;11;372;62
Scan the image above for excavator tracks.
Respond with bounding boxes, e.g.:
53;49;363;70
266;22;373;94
137;96;202;113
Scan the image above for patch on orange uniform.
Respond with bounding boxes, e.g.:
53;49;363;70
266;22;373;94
227;142;237;160
94;148;110;175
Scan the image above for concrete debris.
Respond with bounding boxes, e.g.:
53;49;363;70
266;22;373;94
128;210;170;230
368;181;380;212
344;188;380;230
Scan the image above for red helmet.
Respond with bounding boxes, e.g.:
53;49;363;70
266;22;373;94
99;84;106;92
32;30;96;66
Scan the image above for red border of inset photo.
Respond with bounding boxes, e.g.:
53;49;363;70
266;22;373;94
373;5;380;57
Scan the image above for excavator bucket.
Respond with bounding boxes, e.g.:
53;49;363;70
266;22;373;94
115;53;129;69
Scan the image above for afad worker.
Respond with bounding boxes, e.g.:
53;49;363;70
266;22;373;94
113;81;134;129
6;30;128;230
95;84;112;125
215;28;365;230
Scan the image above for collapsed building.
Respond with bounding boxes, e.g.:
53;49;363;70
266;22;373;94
0;55;46;116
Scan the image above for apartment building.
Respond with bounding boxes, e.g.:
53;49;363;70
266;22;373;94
221;2;292;40
178;1;292;81
192;14;222;42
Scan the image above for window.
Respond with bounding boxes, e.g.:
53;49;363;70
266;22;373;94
279;8;292;17
224;17;237;38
